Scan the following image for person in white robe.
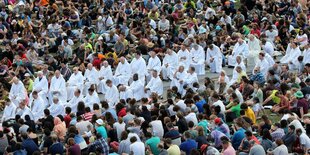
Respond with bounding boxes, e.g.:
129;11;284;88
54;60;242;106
66;89;83;113
9;77;27;107
15;100;34;120
29;71;48;107
206;44;223;73
177;44;191;70
145;70;163;97
83;63;99;95
129;74;145;101
105;79;120;108
49;70;67;104
114;57;132;86
230;56;247;85
146;51;162;82
48;97;65;117
303;44;310;64
83;88;100;109
262;39;274;57
247;34;261;64
119;85;134;101
170;66;188;94
1;99;17;122
162;48;179;80
228;38;249;67
254;52;270;76
130;51;147;84
67;67;84;100
190;44;205;75
30;91;45;121
183;67;199;94
98;61;113;94
280;42;302;69
264;52;275;67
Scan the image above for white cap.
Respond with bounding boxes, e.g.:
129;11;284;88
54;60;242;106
24;73;30;77
96;119;104;125
98;16;103;21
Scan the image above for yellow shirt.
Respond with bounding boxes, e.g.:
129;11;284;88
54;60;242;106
245;108;256;124
167;145;181;155
237;71;247;83
270;90;281;104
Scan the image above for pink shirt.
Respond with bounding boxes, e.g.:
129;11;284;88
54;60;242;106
223;145;236;155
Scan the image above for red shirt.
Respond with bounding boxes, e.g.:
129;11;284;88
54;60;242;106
118;108;126;117
250;29;261;37
64;114;72;128
92;58;101;69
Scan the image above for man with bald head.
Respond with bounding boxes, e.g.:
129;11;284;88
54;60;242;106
9;76;27;106
98;61;113;94
67;67;84;100
29;71;49;107
228;38;249;67
49;70;67;104
83;63;99;95
114;57;132;86
146;51;161;82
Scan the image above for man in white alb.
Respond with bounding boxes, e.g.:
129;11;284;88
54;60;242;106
48;97;65;117
178;44;191;70
145;70;163;97
190;44;205;75
105;79;120;108
129;74;145;101
114;57;132;86
98;61;113;94
83;87;100;109
67;67;84;100
1;99;17;122
31;91;45;122
9;77;27;107
29;71;49;107
66;89;83;113
83;63;99;95
49;70;67;104
162;48;178;80
228;38;249;67
130;51;147;84
146;51;161;82
170;65;188;94
206;44;223;73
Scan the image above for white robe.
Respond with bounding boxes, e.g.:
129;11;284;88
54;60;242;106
231;61;246;85
206;44;223;73
147;56;162;82
184;72;199;85
98;65;113;94
66;94;83;113
170;71;188;94
263;41;274;57
228;41;249;66
114;60;132;86
84;67;99;95
303;48;310;64
131;57;147;83
1;103;16;122
49;76;67;104
190;45;205;75
31;96;45;121
254;58;270;75
248;37;261;63
16;106;34;120
177;49;191;70
265;53;275;66
48;102;65;117
105;85;120;108
29;76;48;107
67;72;84;100
162;52;179;80
145;76;163;97
9;81;27;106
83;92;100;109
280;45;302;69
129;80;145;101
119;86;134;101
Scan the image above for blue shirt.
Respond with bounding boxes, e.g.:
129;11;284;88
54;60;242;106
22;138;39;155
49;142;64;155
96;126;108;139
195;99;207;113
179;139;198;155
232;128;246;149
102;108;118;121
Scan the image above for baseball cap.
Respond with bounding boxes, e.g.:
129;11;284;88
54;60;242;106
214;118;221;125
96;119;104;125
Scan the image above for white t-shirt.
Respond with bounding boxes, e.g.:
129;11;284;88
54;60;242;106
185;112;198;126
213;100;225;113
158;19;170;31
300;133;310;149
272;144;288;155
113;122;126;140
150;120;164;138
176;100;187;112
130;141;145;155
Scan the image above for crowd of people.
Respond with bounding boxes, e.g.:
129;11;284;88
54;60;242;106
0;0;309;154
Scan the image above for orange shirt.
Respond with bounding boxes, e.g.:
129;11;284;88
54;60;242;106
40;0;49;6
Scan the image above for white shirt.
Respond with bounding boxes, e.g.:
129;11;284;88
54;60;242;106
131;57;147;79
130;141;145;155
185;112;198;126
1;103;16;122
272;144;288;155
150;120;164;138
84;67;99;84
129;80;145;101
300;133;310;149
147;56;162;73
48;102;65;117
158;19;170;31
212;100;225;113
33;76;48;94
113;122;126;140
162;52;179;69
146;76;163;96
83;92;100;109
68;71;84;87
263;41;274;56
106;85;120;108
99;65;113;80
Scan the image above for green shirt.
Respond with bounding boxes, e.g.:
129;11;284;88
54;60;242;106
231;104;241;117
96;126;107;139
146;136;160;155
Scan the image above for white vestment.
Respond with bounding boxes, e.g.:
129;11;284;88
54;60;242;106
263;41;274;57
16;107;34;120
29;76;49;107
105;85;120;108
119;86;134;101
1;103;16;122
98;65;113;94
83;67;99;95
67;71;84;100
114;60;132;86
230;61;246;85
66;94;83;113
170;71;188;94
254;58;270;75
265;53;275;66
177;49;191;70
83;92;100;109
280;44;302;69
31;96;45;121
248;37;261;63
9;81;27;106
129;80;145;101
190;45;205;75
49;76;67;104
162;52;179;80
48;102;65;117
228;41;249;66
145;76;163;97
303;48;310;64
131;57;147;83
206;44;223;73
147;56;162;82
